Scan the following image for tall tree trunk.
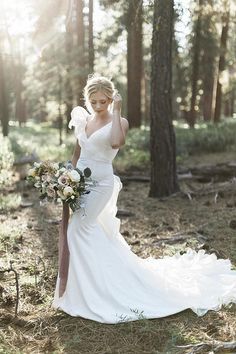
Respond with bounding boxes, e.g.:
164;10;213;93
224;95;230;117
142;69;149;124
0;52;9;137
202;66;215;121
88;0;94;73
39;90;48;122
149;0;179;198
15;60;26;126
76;0;86;106
58;70;63;145
230;89;235;116
214;7;230;123
127;0;142;128
201;0;216;122
65;20;74;133
189;0;203;128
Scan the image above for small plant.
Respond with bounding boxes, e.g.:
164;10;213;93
0;261;20;317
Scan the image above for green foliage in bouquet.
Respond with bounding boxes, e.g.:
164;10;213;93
27;161;95;212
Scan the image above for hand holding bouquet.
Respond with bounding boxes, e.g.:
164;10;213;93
27;161;95;211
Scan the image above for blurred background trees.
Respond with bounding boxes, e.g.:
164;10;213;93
0;0;235;135
1;0;236;195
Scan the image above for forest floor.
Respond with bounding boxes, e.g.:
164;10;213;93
0;151;236;354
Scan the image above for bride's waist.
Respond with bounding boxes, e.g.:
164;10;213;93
78;156;112;165
77;157;113;180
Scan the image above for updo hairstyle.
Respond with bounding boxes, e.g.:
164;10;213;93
83;74;117;112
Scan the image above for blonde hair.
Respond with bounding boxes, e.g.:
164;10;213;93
83;74;117;112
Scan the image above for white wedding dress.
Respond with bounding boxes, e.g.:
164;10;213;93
52;106;236;324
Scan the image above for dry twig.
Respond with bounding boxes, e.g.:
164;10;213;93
0;260;20;317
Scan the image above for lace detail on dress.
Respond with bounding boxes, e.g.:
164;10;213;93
68;106;89;139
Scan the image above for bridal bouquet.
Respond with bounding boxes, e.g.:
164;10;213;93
27;161;95;211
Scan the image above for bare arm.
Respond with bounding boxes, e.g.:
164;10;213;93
110;93;129;149
71;141;81;168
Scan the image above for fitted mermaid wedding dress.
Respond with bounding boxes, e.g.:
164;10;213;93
52;106;236;324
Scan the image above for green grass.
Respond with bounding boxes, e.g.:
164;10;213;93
0;222;23;252
8;122;74;162
5;118;236;173
0;136;14;188
0;194;21;213
175;118;236;157
116;118;236;170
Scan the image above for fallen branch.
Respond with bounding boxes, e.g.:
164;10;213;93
153;228;208;247
153;234;189;246
120;173;201;184
116;209;135;217
176;340;236;353
190;162;236;181
120;175;150;183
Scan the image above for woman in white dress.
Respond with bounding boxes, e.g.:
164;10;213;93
52;75;236;324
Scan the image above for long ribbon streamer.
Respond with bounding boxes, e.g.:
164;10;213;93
58;202;70;297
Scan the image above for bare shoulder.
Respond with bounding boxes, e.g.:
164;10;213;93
121;117;129;131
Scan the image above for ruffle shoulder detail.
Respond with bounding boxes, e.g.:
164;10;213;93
68;106;89;138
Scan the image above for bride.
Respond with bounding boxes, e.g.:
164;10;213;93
52;75;236;324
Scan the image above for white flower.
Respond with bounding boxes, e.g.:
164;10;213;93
33;162;41;168
34;182;41;188
59;167;66;173
53;163;59;170
57;190;66;200
63;186;74;197
68;170;81;182
28;168;36;177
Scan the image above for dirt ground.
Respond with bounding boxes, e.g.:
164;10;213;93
0;154;236;354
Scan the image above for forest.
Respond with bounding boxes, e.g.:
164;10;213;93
0;0;236;353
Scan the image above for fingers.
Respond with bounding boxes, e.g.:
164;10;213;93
112;92;122;100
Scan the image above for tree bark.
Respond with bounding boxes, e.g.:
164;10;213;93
127;0;143;128
65;20;74;133
149;0;179;198
201;0;216;122
88;0;94;73
15;60;27;126
0;52;9;137
214;7;230;123
230;89;235;116
75;0;86;106
189;0;203;128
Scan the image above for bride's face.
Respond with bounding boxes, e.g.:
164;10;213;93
89;91;112;113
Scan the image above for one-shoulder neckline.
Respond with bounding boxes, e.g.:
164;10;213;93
85;117;112;140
